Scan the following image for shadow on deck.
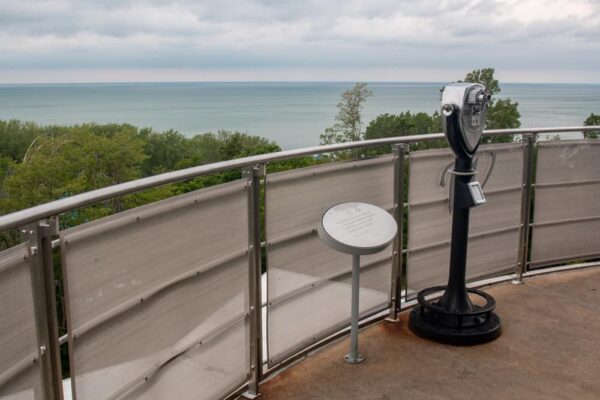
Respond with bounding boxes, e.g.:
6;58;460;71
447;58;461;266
260;267;600;400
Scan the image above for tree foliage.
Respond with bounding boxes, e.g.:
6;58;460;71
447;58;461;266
139;129;191;175
0;121;285;248
364;111;445;153
1;124;148;225
320;83;373;145
583;113;600;139
365;112;442;138
458;68;500;96
486;98;521;130
0;120;42;161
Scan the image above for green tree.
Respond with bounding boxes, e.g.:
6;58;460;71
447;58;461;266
168;130;282;194
0;121;286;217
486;98;521;130
139;129;192;175
583;113;600;139
459;68;500;96
365;111;442;138
364;111;446;153
0;157;16;235
0;156;15;186
320;83;373;145
181;133;224;168
0;121;295;249
174;130;279;172
0;119;45;161
217;130;280;159
0;125;147;222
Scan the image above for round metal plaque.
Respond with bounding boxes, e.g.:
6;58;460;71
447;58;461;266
318;202;397;255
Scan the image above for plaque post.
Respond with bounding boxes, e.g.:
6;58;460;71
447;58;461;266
345;254;364;364
318;202;397;364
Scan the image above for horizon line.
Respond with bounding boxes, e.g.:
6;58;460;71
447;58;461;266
1;80;599;86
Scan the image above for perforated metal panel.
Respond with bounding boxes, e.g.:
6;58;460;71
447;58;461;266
0;244;41;400
407;143;523;294
531;140;600;268
266;157;394;366
60;180;250;400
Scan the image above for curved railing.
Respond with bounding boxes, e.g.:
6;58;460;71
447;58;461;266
0;126;599;400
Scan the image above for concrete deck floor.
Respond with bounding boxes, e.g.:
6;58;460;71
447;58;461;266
260;267;600;400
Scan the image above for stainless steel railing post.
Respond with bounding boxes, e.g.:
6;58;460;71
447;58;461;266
21;218;64;400
243;164;265;399
514;134;535;283
387;143;407;322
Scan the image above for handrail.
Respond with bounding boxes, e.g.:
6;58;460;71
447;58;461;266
0;126;598;232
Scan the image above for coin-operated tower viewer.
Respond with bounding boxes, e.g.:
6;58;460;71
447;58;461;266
409;83;502;345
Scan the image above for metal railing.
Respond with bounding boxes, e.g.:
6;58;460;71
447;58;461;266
0;126;598;400
0;126;595;233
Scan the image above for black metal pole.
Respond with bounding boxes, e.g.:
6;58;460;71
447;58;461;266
438;157;473;312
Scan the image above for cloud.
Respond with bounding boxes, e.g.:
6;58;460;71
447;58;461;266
0;0;598;82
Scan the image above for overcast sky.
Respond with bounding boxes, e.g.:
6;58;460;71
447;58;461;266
1;0;598;83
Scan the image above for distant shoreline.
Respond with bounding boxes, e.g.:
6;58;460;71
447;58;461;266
1;81;599;86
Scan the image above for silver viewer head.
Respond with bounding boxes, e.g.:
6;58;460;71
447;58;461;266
441;83;490;155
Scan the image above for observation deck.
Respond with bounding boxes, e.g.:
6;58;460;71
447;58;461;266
261;267;600;400
0;126;599;400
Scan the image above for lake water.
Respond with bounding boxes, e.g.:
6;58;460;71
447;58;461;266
0;82;598;149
